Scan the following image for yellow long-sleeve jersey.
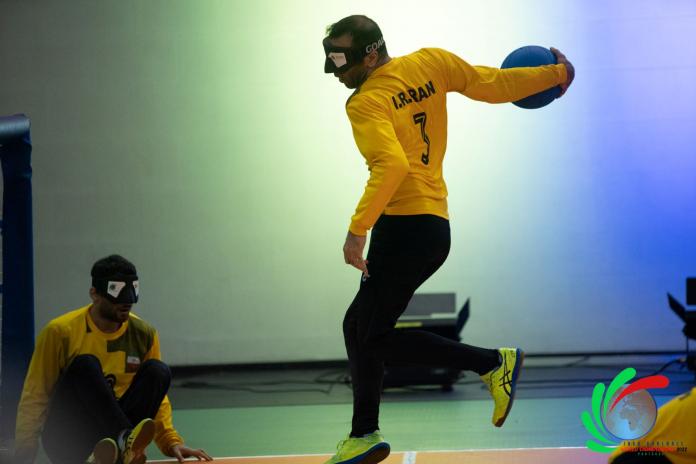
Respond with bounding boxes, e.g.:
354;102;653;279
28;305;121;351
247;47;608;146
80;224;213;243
346;47;567;236
15;305;183;457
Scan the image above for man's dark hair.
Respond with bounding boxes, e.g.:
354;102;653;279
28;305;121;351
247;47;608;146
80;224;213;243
326;15;388;58
91;254;137;278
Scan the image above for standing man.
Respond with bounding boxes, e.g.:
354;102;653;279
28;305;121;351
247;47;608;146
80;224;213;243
322;15;574;464
14;254;212;464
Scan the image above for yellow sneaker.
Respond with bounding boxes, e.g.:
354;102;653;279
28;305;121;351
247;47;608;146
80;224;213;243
324;431;390;464
85;438;118;464
480;347;525;427
117;418;155;464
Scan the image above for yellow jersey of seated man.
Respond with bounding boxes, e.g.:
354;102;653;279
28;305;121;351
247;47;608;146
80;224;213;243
610;388;696;464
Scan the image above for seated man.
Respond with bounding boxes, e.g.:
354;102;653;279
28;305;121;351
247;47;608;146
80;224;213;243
14;254;212;464
610;387;696;464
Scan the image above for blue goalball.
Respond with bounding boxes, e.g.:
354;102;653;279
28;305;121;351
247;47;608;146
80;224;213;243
501;45;561;109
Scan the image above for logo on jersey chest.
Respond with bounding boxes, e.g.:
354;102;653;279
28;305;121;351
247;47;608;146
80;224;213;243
391;81;436;110
126;355;141;372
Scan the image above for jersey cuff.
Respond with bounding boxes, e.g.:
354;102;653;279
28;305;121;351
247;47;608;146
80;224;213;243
349;222;368;237
557;63;568;84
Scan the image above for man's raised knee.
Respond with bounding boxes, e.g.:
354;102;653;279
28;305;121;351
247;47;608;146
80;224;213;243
139;359;171;383
66;354;102;374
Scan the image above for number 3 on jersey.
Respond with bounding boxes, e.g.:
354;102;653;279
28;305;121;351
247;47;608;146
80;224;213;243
413;112;430;165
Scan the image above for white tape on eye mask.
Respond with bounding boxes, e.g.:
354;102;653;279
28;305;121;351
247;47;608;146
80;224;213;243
107;281;126;298
132;280;139;297
328;52;347;68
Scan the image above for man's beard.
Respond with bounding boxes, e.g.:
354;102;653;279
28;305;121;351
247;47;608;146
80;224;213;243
101;306;128;323
352;68;369;89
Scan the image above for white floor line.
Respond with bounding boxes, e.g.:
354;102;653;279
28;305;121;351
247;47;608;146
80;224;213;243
402;450;417;464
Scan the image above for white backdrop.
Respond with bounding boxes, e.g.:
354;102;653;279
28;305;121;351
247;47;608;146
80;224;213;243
1;0;694;365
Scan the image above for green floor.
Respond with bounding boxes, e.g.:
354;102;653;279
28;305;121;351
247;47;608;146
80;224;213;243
28;361;691;462
145;396;654;459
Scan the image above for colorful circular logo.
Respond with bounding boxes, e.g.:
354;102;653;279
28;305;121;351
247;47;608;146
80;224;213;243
603;387;658;440
581;367;669;453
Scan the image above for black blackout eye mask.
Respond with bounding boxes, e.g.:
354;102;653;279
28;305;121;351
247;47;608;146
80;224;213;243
323;36;386;74
93;274;139;304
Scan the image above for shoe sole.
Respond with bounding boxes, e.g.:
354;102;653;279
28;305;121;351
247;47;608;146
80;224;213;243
92;438;118;464
126;419;156;464
337;442;390;464
494;348;525;427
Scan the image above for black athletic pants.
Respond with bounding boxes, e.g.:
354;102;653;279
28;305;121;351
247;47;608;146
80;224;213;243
41;354;171;464
343;214;501;436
